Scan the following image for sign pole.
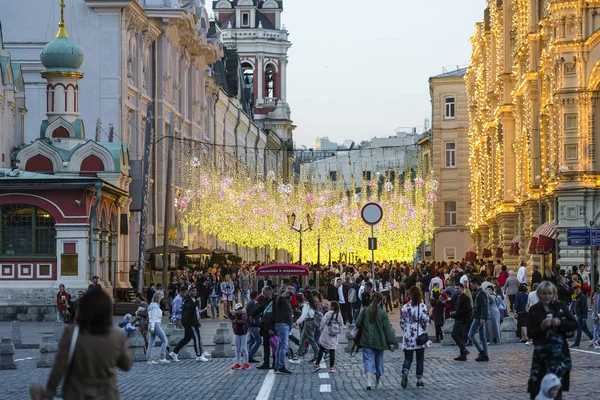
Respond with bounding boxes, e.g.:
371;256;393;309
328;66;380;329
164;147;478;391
371;224;375;286
591;221;595;295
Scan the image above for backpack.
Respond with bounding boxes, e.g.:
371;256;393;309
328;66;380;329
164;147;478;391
314;310;323;327
348;287;358;304
327;312;341;336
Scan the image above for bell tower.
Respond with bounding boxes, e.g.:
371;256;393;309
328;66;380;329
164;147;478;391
213;0;292;143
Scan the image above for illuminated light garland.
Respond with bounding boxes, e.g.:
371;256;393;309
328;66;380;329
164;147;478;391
174;155;436;262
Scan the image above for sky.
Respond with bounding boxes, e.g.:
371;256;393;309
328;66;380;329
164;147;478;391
206;0;486;148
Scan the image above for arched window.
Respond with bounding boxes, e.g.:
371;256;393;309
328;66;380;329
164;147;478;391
0;205;56;256
265;63;276;99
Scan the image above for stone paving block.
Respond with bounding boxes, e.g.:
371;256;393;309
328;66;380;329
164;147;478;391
0;337;17;369
127;330;147;362
10;322;21;349
441;318;455;346
500;317;520;344
36;335;58;368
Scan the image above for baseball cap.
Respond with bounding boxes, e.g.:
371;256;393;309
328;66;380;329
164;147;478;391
235;303;243;310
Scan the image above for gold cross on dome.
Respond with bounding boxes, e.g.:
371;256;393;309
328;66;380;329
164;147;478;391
57;0;69;38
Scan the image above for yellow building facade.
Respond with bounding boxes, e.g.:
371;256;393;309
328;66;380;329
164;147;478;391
467;0;600;273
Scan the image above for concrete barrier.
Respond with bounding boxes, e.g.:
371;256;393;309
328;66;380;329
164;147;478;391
36;335;58;368
441;319;456;346
127;331;147;362
0;337;17;369
500;317;520;344
10;322;22;349
212;322;234;358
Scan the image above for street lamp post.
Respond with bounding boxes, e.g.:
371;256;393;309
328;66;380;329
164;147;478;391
288;212;314;265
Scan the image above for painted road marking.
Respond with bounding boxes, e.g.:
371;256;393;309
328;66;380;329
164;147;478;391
319;384;331;393
255;370;275;400
318;372;329;379
14;357;34;362
571;349;600;355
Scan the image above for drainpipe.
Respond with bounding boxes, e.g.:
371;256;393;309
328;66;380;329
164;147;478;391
89;182;103;281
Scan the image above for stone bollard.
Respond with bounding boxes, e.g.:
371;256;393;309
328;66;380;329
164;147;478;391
441;319;456;346
345;324;358;353
11;322;22;349
168;328;194;359
212;322;234;358
53;322;65;343
500;317;520;344
127;331;147;362
0;337;17;369
36;336;58;368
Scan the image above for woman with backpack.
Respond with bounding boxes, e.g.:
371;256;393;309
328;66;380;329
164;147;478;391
400;286;431;389
355;292;397;390
294;290;321;362
313;300;343;373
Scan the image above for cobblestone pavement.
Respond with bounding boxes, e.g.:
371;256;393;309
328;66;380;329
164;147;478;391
3;340;599;400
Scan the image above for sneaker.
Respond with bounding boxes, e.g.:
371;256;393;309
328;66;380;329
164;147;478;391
202;351;212;358
375;380;382;389
232;363;241;370
257;364;270;370
401;371;408;389
570;343;580;348
169;352;179;362
367;375;373;390
329;367;337;373
312;365;322;373
594;344;600;350
196;355;209;362
416;381;425;388
249;357;260;363
454;354;467;361
475;353;489;362
288;358;301;364
278;367;292;375
242;364;250;370
308;358;316;363
147;360;159;365
464;349;470;356
158;358;170;364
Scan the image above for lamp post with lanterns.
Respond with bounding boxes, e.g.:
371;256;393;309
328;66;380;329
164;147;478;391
287;212;314;265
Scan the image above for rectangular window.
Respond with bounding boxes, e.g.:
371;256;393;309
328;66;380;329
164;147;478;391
445;142;456;168
564;114;578;130
444;96;455;119
329;171;337;182
386;170;396;182
565;144;578;160
444;247;456;260
241;12;250;27
444;201;457;226
362;170;371;181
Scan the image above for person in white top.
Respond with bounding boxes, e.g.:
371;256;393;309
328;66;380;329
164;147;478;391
429;272;444;292
294;291;319;361
146;292;170;364
517;262;528;285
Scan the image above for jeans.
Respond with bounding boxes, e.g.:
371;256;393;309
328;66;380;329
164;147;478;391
451;320;467;352
593;317;600;344
573;316;593;345
248;327;262;358
468;318;488;356
56;311;64;323
402;348;424;376
146;324;167;359
209;296;219;317
362;347;384;376
235;333;248;364
233;290;239;303
275;323;290;369
298;320;319;358
241;289;250;306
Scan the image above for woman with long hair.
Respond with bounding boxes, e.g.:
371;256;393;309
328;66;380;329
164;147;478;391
355;292;397;390
221;274;235;317
400;286;431;389
313;300;343;373
146;292;170;364
527;281;577;399
30;290;132;399
295;290;320;362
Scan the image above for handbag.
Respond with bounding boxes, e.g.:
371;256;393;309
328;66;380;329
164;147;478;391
415;303;429;346
328;312;341;337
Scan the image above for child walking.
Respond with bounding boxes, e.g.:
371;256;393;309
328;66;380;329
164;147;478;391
229;303;249;370
313;301;343;373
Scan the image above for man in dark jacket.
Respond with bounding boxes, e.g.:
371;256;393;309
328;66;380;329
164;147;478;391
530;265;543;287
254;286;275;370
273;283;294;374
467;275;489;361
450;283;473;361
246;290;262;363
572;284;593;347
170;286;209;362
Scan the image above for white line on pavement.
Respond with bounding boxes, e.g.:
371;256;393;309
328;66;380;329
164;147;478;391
571;349;600;355
318;373;329;379
319;384;331;393
14;357;34;362
255;370;275;400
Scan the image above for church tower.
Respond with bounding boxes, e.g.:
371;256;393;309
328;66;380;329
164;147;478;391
39;0;85;139
213;0;293;145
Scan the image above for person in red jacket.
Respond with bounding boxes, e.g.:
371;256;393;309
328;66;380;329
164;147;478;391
497;265;509;287
56;284;71;322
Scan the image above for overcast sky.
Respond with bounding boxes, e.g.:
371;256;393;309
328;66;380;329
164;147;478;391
207;0;486;148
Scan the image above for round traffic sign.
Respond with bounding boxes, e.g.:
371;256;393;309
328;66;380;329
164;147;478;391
361;202;383;225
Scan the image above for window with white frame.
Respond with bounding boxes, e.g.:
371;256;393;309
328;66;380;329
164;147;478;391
444;201;457;226
445;142;456;168
241;12;250;27
444;96;455;119
444;247;456;260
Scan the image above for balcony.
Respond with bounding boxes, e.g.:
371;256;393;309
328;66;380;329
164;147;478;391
264;97;277;107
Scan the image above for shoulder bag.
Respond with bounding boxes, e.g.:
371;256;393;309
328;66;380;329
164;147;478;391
415;303;429;346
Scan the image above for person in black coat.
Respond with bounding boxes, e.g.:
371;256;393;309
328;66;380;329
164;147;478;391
258;276;273;293
527;281;577;399
450;283;472;360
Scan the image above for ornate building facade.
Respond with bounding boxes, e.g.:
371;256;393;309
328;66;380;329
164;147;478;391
429;68;473;261
466;0;600;274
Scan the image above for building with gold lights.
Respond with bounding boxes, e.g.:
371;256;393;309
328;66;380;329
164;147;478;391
466;0;600;274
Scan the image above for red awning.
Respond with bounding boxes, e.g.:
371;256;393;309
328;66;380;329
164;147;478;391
483;242;493;258
256;263;309;277
509;235;520;255
495;247;504;258
536;221;557;254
